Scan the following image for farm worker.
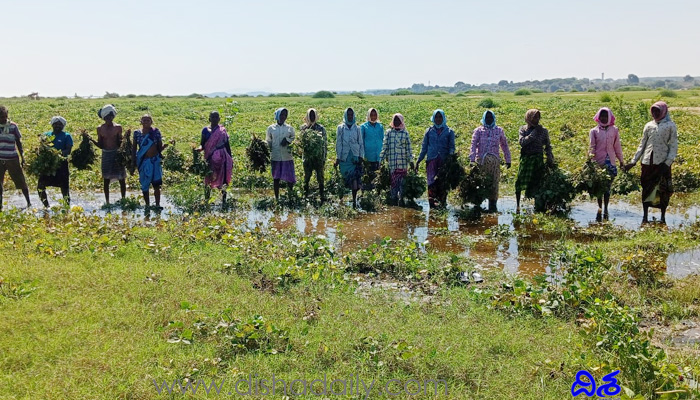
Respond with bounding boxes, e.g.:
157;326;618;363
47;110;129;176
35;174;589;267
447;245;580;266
624;101;678;224
132;115;169;209
0;105;31;210
360;108;384;189
469;110;511;213
300;108;327;200
267;107;296;201
380;113;413;206
515;109;555;212
38;116;73;207
334;108;364;208
196;111;232;204
86;104;126;205
415;109;456;209
589;107;624;220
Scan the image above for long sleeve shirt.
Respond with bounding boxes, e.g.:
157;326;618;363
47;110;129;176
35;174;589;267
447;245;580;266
631;119;678;166
469;126;511;163
360;121;384;162
417;126;455;163
380;128;413;171
266;123;295;162
519;125;554;161
589;125;624;166
335;124;364;161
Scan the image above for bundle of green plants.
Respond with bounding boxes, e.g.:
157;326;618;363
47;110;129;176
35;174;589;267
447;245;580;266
116;133;135;175
401;171;426;203
299;130;324;170
327;167;349;199
572;159;612;199
532;164;576;213
70;132;96;170
162;144;186;172
611;169;640;195
245;135;270;173
359;190;380;212
188;147;210;177
26;135;65;177
434;153;466;194
374;163;391;194
458;162;491;207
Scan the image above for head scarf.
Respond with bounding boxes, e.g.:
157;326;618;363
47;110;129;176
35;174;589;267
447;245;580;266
343;108;356;127
390;113;406;131
431;109;447;129
274;108;288;124
98;104;117;120
304;108;318;127
50;116;67;128
593;107;616;128
525;109;541;128
651;101;669;122
366;108;379;123
481;110;496;129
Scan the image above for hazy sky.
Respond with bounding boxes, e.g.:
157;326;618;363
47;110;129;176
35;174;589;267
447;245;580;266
4;0;699;96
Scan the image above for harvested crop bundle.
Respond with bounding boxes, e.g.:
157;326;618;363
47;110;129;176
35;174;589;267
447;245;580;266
27;135;65;177
401;171;426;202
374;163;391;194
299;129;325;169
533;164;576;213
116;132;135;175
572;160;612;199
189;147;211;177
163;144;186;172
70;131;96;170
327;167;349;199
434;153;466;193
611;169;640;195
458;163;491;207
246;135;270;173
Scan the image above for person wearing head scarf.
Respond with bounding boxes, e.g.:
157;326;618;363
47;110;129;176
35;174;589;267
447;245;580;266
469;110;511;212
515;109;555;212
380;113;413;206
360;108;384;189
132;115;169;209
415;109;456;208
266;107;296;201
334;108;364;208
624;101;678;224
37;116;73;207
198;111;233;204
300;108;327;200
589;107;624;220
0;105;31;210
86;104;126;204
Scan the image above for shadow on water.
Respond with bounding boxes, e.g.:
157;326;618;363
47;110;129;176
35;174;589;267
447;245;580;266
5;191;700;277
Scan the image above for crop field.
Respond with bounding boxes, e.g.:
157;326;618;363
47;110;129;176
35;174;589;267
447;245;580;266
1;91;700;399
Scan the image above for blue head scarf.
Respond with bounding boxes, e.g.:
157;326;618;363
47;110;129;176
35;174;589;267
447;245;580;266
274;108;288;124
343;108;356;127
431;109;447;130
481;110;496;129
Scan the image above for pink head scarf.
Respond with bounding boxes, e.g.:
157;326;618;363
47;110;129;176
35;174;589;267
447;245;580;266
593;107;616;128
390;113;406;130
651;101;669;122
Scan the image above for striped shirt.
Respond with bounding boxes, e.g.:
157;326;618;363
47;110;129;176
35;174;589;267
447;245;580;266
0;122;21;160
380;129;413;171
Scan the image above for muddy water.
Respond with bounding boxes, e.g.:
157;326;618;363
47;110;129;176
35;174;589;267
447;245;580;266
4;191;700;277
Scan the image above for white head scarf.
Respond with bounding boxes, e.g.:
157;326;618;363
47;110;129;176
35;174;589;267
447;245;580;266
98;104;117;119
50;116;67;127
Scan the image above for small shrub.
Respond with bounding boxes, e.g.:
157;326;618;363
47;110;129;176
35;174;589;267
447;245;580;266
312;90;335;99
514;89;532;96
599;93;613;102
658;89;678;98
478;98;498;108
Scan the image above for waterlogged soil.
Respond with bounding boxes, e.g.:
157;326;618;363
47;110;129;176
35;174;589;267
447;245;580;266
5;191;700;278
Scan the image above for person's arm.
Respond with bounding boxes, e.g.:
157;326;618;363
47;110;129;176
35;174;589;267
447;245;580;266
613;128;624;166
630;126;649;165
266;126;273;149
357;127;364;160
380;131;389;163
500;129;512;166
589;129;597;159
469;129;479;163
406;131;413;164
417;130;429;164
449;130;456;155
519;128;536;146
288;126;295;144
14;127;25;165
665;123;678;166
94;127;104;149
322;127;328;161
117;126;123;147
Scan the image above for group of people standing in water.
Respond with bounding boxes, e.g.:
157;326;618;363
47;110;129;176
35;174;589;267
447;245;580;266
0;101;678;223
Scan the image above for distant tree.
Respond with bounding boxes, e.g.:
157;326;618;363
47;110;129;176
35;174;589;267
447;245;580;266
104;91;120;98
684;75;694;82
627;74;639;84
498;80;509;86
312;90;335;99
653;80;666;89
454;81;466;87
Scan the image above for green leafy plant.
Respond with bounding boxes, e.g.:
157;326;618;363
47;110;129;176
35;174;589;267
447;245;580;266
70;132;96;170
162;145;186;172
26;134;65;177
245;135;270;173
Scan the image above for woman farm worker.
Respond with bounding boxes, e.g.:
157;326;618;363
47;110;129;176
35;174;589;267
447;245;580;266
38;116;73;207
267;108;296;201
334;108;364;208
469;110;511;213
515;109;554;212
624;101;678;224
589;107;624;220
415;109;455;209
360;108;384;189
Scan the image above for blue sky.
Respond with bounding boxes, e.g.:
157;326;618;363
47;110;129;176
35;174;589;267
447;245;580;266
4;0;699;96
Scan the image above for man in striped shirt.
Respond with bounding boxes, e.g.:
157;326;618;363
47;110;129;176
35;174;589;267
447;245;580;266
0;105;31;210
